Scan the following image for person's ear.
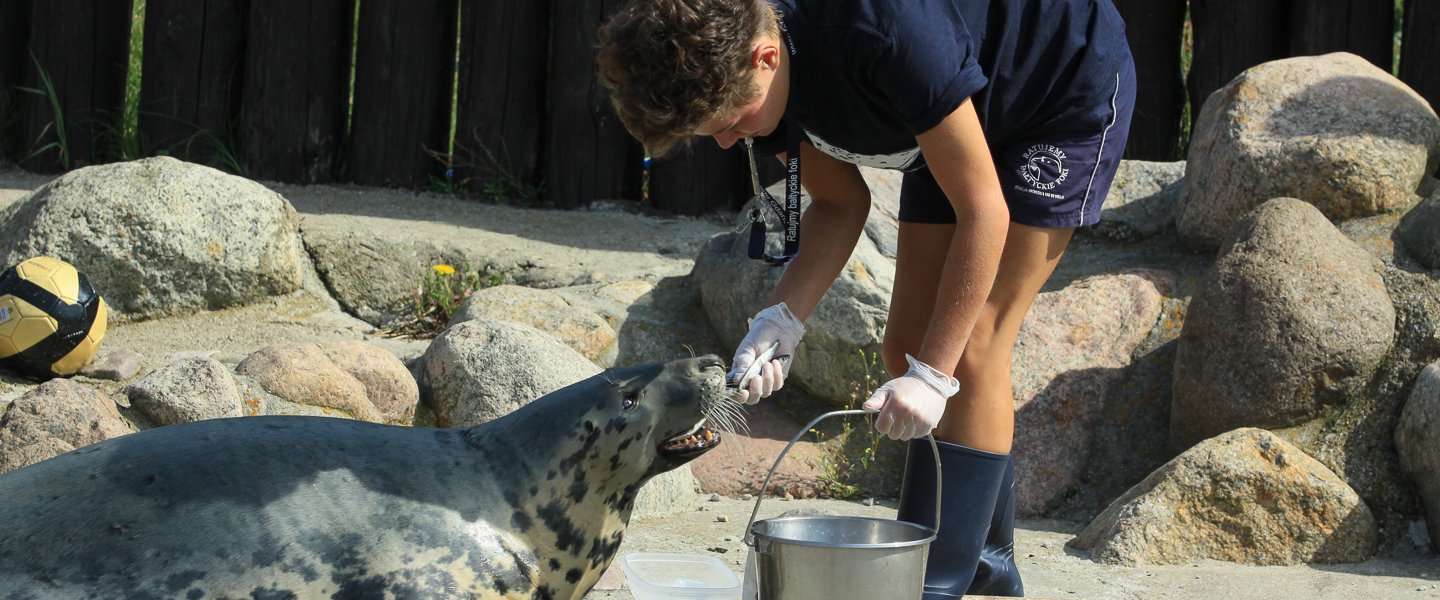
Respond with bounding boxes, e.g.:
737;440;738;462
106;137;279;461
753;41;781;71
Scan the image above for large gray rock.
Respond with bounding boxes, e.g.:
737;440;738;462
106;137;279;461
124;357;244;425
0;157;307;320
1283;252;1440;549
632;467;702;519
235;341;419;424
1172;198;1395;449
1087;160;1186;242
1012;270;1169;516
694;230;893;408
1396;188;1440;270
1073;428;1378;566
859;166;902;259
451;284;618;366
301;235;475;326
1177;53;1440;250
233;374;340;418
1395;361;1440;552
553;278;726;368
0;379;132;473
289;188;717;327
418;319;600;427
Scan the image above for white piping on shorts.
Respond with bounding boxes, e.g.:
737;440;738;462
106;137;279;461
1079;72;1122;227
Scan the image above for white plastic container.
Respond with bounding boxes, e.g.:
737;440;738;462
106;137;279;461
620;552;742;600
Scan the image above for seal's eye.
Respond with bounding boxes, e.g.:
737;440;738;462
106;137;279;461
623;391;639;410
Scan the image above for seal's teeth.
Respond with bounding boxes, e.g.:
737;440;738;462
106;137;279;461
659;425;721;455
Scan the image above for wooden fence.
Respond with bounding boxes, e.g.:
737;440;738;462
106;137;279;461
0;0;1436;216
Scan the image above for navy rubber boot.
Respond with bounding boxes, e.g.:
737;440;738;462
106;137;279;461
970;454;1023;596
895;438;1023;598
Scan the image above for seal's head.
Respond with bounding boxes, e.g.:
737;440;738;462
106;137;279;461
492;354;735;491
608;354;732;473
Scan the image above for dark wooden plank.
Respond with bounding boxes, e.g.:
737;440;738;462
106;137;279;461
1290;0;1393;71
1187;0;1289;135
20;0;134;172
237;0;351;183
545;0;641;209
649;141;750;216
347;0;455;188
0;0;32;161
1401;0;1440;131
138;0;248;168
455;0;549;198
1111;0;1187;161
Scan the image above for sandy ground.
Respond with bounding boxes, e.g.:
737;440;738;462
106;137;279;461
587;496;1440;599
1;167;1437;599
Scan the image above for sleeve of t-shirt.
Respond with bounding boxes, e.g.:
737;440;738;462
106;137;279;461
863;5;987;136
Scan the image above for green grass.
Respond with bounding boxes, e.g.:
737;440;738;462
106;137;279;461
18;50;70;169
1394;0;1405;77
120;0;145;160
1178;7;1194;159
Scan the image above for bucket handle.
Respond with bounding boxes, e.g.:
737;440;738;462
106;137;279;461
742;409;941;548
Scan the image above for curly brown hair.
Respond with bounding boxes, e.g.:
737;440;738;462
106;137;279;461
597;0;779;156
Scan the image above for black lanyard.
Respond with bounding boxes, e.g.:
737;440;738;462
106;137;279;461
744;16;801;266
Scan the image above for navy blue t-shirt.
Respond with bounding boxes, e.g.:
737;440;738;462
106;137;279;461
753;0;1129;171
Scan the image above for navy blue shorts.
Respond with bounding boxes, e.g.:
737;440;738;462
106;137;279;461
899;58;1137;228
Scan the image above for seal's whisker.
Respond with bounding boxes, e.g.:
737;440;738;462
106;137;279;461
707;400;752;438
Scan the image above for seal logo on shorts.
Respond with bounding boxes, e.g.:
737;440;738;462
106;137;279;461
1020;144;1069;190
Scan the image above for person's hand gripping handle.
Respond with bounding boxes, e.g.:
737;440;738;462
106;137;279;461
862;354;960;440
727;302;805;404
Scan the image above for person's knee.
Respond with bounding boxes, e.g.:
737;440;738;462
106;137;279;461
954;325;1010;384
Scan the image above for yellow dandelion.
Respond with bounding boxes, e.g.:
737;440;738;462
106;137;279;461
432;264;456;276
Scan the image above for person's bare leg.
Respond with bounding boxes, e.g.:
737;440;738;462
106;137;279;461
885;221;1073;453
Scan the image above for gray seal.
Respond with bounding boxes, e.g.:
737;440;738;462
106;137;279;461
0;355;730;600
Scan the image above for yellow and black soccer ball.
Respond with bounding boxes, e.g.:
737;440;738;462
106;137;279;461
0;256;107;379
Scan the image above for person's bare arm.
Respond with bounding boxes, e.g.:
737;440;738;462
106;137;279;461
909;98;1009;376
766;142;872;321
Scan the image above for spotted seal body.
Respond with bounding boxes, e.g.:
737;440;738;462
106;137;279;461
0;355;729;599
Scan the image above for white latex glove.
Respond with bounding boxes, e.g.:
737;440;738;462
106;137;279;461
728;302;805;404
862;354;960;440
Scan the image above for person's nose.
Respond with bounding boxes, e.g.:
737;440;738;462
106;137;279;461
712;132;741;150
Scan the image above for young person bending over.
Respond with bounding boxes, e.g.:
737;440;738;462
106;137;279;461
599;0;1133;596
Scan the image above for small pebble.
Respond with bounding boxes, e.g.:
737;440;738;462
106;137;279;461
863;498;875;506
709;494;722;502
724;537;733;542
1040;541;1052;549
717;515;730;523
79;349;144;381
740;494;753;501
783;492;793;501
1027;553;1036;558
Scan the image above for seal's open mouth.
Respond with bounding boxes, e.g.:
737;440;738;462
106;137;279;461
659;420;721;456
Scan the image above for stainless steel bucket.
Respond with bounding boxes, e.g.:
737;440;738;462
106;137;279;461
743;410;942;600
